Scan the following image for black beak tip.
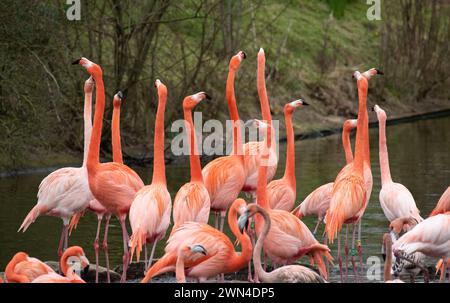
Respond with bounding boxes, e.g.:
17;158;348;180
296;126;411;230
302;101;309;106
83;265;90;276
204;93;212;100
376;69;384;75
372;106;375;111
72;59;81;65
117;91;124;100
242;51;247;59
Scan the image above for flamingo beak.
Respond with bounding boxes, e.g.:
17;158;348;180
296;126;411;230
204;93;212;100
72;58;81;65
375;69;384;75
238;213;249;234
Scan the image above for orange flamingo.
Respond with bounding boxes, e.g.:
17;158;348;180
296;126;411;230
243;48;278;198
18;76;96;257
129;80;172;270
202;51;246;231
5;246;88;283
430;186;450;216
266;99;308;211
325;69;382;282
173;93;211;228
374;104;423;228
73;57;145;282
253;119;333;280
175;244;207;283
238;204;326;283
31;246;90;283
292;119;357;234
141;198;252;283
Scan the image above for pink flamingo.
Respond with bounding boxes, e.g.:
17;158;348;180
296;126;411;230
129;80;172;270
381;233;405;283
374;104;423;229
172;93;211;228
266;99;308;211
73;57;145;282
141;198;252;283
325;69;382;282
243;48;278;199
202;51;246;231
18;76;96;257
430;186;450;216
175;244;208;283
292;118;357;233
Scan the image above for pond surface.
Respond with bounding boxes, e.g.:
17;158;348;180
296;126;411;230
1;115;449;283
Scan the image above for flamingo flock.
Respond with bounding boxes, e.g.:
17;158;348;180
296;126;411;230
4;49;448;284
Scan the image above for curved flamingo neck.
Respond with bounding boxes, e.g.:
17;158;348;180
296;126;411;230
353;82;368;174
5;253;30;283
378;116;392;185
82;88;93;167
152;92;167;185
227;203;252;271
384;237;393;281
226;65;243;158
183;107;203;183
175;251;187;283
283;110;296;187
253;206;271;281
342;126;354;164
112;102;123;164
87;74;105;171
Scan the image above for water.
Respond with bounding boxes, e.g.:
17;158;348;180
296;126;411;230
1;116;449;282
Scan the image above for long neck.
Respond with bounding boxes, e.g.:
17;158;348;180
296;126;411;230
253;207;271;282
60;255;69;276
283;111;296;187
353;83;367;174
342;127;354;164
183;107;203;183
82;88;93;167
257;55;272;123
5;254;30;283
87;75;105;170
152;97;167;185
175;253;186;283
112;103;123;164
226;67;243;157
378;117;392;185
384;239;392;281
226;203;253;271
363;113;371;168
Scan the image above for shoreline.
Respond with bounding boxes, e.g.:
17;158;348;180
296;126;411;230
1;107;449;178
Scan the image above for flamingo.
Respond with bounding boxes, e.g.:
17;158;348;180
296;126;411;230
141;198;252;283
129;80;172;270
292;119;357;234
381;233;404;283
393;213;449;282
175;244;208;283
430;186;450;216
242;48;278;199
238;203;326;283
374;104;423;228
266;99;308;211
325;68;382;282
5;246;88;283
32;246;90;283
172;93;211;228
202;51;246;231
252;119;333;279
73;57;145;282
18;76;96;257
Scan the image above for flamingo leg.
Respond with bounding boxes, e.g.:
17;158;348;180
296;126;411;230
93;216;102;283
344;225;349;282
337;231;343;283
102;215;111;283
118;217;130;282
313;217;323;235
214;212;219;229
357;219;364;275
144;244;148;270
350;223;360;282
57;224;69;258
219;211;226;232
63;224;69;252
323;234;330;275
147;241;158;271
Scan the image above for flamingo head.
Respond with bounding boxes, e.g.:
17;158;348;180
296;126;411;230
183;92;211;110
238;203;261;234
230;51;247;70
154;79;168;102
189;244;207;256
231;198;248;217
72;57;102;77
284;99;308;114
61;246;90;276
258;47;265;65
372;104;387;122
362;68;383;80
343;119;357;132
83;76;94;94
113;90;125;107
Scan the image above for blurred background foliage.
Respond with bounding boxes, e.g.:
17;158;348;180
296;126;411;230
0;0;449;170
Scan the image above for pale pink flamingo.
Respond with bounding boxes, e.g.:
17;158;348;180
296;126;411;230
292;119;357;234
175;244;208;283
129;80;172;270
325;69;382;282
430;186;450;216
393;212;449;282
374;104;423;230
238;203;326;283
32;246;90;283
242;48;278;198
141;198;252;283
266;99;308;211
18;76;96;257
253;119;333;280
202;51;246;231
172;93;211;228
73;57;145;282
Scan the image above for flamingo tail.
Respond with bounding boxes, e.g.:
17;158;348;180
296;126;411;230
141;252;177;283
129;228;146;263
325;207;346;243
18;205;44;232
68;211;85;236
309;244;334;280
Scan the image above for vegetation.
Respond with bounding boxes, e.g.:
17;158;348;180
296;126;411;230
0;0;448;171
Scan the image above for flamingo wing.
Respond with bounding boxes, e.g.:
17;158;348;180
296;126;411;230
173;182;210;225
